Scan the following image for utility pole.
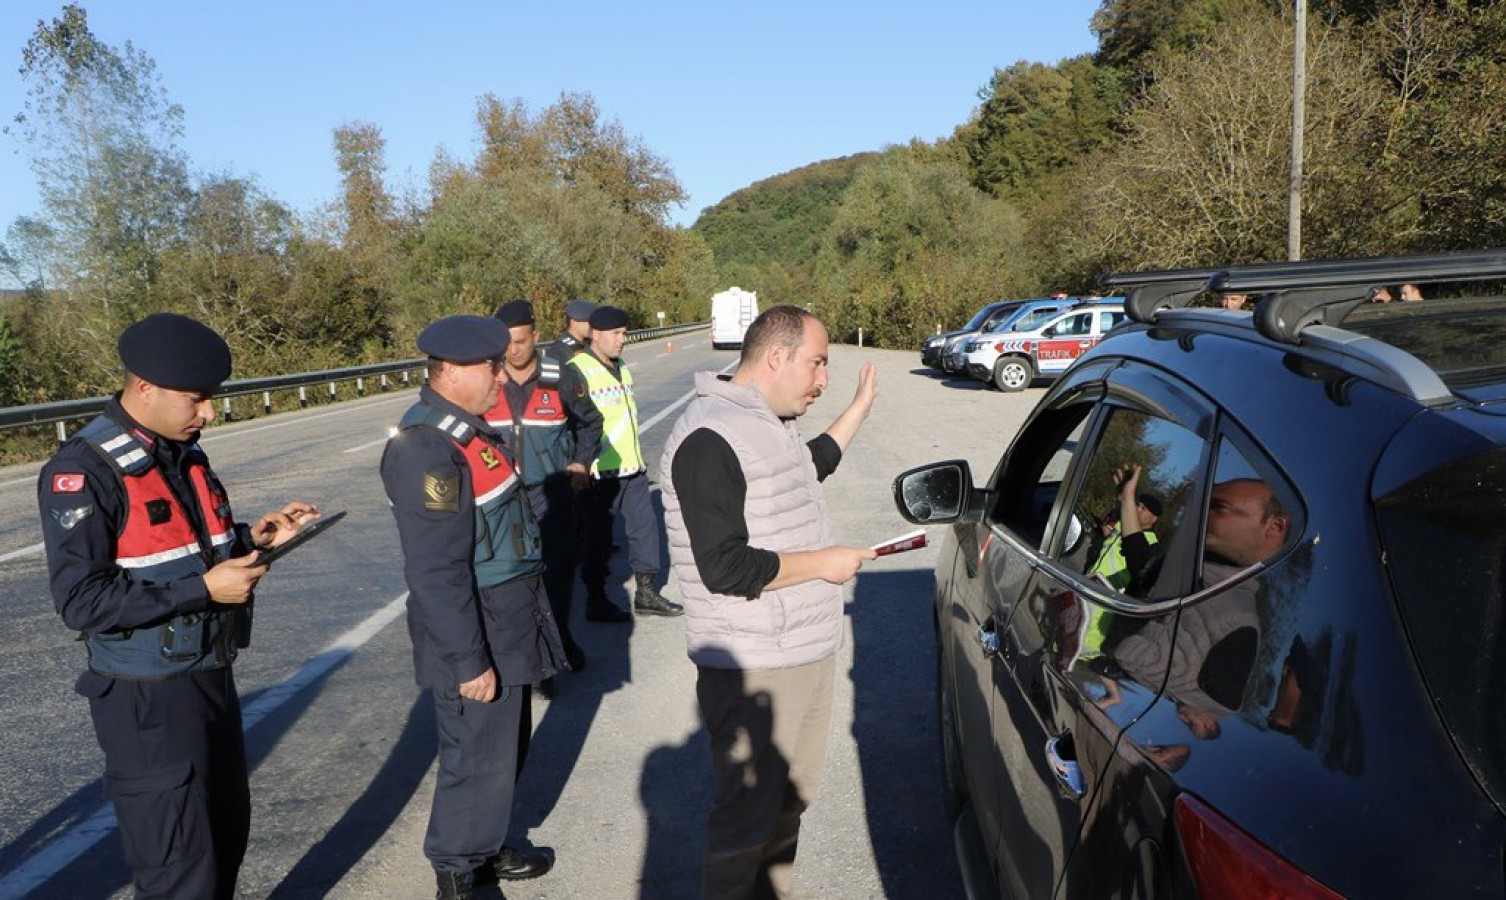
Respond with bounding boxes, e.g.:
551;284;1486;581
1288;0;1307;261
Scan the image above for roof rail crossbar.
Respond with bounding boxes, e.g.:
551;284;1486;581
1210;248;1506;294
1099;266;1224;290
1123;282;1207;323
1251;287;1369;345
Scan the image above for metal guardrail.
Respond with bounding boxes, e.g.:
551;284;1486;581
0;320;709;438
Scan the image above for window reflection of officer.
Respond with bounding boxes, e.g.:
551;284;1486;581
38;313;318;899
486;299;589;671
543;298;596;367
379;315;563;900
561;305;683;619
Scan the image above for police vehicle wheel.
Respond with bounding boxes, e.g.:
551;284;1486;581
993;356;1032;392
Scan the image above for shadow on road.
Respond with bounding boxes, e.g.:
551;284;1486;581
847;567;966;897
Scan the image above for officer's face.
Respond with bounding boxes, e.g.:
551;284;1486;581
593;327;627;360
505;324;537;371
137;382;216;441
771;319;829;418
443;358;505;416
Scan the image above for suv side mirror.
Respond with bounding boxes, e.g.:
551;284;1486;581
1042;326;1058;337
893;460;979;524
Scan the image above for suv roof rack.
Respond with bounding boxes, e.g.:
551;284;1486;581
1101;248;1506;407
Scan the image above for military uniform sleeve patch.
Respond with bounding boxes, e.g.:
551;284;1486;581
423;471;460;512
52;473;85;493
52;504;93;530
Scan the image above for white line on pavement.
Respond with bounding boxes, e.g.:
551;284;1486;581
0;541;43;563
637;359;735;435
0;591;410;898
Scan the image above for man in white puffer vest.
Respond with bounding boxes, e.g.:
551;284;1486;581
660;304;878;900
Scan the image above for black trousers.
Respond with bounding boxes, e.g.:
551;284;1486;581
529;475;579;649
578;471;660;586
78;666;249;900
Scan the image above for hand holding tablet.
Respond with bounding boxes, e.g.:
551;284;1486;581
256;510;347;566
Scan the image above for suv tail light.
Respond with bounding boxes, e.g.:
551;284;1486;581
1174;794;1341;899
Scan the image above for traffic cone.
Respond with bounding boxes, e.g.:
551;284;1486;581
666;339;674;353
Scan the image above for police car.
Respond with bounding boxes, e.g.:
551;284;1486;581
960;300;1127;391
935;296;1081;374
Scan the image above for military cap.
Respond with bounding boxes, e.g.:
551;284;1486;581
493;299;535;328
588;305;629;331
117;313;232;391
417;315;509;363
1138;494;1163;517
565;299;598;322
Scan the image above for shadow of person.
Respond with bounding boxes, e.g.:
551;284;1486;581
639;726;712;899
269;692;436;898
510;581;635;845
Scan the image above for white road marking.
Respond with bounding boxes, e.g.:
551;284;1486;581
0;591;410;898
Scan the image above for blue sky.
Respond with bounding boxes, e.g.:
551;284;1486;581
0;1;1103;236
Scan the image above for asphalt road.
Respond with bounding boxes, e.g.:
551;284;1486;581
0;334;1044;899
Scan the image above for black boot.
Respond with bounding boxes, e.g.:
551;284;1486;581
633;573;684;617
480;845;554;882
584;583;631;623
434;869;475;900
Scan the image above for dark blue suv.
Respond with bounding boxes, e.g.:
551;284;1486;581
894;250;1506;898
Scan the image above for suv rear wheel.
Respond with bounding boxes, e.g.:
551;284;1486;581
993;356;1033;392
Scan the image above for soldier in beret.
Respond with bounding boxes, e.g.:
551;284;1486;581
38;312;319;899
379;315;563;900
543;299;597;367
486;300;590;671
562;305;683;619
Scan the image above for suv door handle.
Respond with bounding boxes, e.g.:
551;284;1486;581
1046;734;1086;800
976;617;1000;658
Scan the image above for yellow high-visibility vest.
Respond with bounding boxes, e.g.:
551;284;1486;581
568;352;644;477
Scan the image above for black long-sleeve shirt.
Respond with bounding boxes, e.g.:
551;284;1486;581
670;428;841;599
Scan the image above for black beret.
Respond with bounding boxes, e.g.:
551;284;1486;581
565;299;597;321
117;313;232;391
417;315;509;363
494;299;535;328
1137;493;1163;517
588;305;629;330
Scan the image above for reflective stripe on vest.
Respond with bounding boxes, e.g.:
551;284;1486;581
483;363;574;486
398;402;543;586
567;352;643;477
74;416;242;679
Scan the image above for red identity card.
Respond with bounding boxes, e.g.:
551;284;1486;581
871;528;927;557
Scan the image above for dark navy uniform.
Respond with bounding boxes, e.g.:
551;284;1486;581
488;300;587;668
380;316;562;893
38;315;258;900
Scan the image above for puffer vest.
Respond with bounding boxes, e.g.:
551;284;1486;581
567;352;644;478
661;373;842;670
398;402;543;586
484;359;574;487
75;416;243;679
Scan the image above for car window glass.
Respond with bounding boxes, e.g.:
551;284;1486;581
1058;313;1092;337
1201;440;1297;585
1100;311;1125;332
983;306;1018;330
1054;407;1205;600
988;403;1094;550
1015;310;1056;332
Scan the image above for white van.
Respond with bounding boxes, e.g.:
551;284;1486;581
710;287;759;349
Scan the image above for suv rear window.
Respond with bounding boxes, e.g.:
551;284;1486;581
1346;296;1506;388
1375;446;1506;809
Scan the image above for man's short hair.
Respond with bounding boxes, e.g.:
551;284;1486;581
740;305;816;365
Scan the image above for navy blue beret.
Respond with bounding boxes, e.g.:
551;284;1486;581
588;305;629;330
565;299;597;321
493;299;535;328
117;313;232;391
417;315;509;363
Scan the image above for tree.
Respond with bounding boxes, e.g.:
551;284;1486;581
812;144;1029;349
11;3;192;318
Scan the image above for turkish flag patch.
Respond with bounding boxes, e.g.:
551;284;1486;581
52;473;86;494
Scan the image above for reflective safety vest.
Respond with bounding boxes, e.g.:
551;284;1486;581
75;416;244;679
399;402;543;586
484;357;574;487
567;351;644;478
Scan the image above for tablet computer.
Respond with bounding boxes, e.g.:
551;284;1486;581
256;510;347;566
